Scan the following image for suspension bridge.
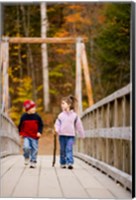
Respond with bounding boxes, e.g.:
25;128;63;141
0;37;132;198
0;83;132;198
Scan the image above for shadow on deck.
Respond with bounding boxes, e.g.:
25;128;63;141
0;155;131;199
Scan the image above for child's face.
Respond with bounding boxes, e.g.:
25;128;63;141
61;100;70;111
27;106;36;114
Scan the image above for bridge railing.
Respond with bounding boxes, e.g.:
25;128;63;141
74;83;132;191
0;112;20;158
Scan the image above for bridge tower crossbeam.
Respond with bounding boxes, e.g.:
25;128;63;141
0;36;93;115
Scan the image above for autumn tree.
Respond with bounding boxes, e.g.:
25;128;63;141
93;3;130;100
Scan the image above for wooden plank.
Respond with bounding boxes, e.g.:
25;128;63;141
38;156;63;198
106;103;110;127
6;37;87;44
114;99;118;126
0;156;25;197
122;96;126;126
93;168;131;199
84;127;131;140
0;155;131;198
87;188;116;198
55;167;89;198
81;83;131;117
73;168;104;189
74;158;131;198
12;157;41;197
74;152;132;191
1;155;20;177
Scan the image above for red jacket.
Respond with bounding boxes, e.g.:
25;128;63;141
18;113;43;139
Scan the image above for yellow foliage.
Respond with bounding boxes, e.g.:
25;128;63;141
12;52;19;56
22;54;27;58
9;106;21;126
55;30;69;37
12;77;20;83
16;33;21;37
14;45;20;50
55;48;65;54
8;67;13;77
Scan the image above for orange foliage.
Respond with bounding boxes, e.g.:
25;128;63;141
68;4;83;11
55;30;69;37
97;15;106;24
65;13;84;23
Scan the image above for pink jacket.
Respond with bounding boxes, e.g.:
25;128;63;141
54;110;85;138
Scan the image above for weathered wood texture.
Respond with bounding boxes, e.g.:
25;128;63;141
1;37;89;114
0;155;131;198
0;113;20;157
0;40;9;112
74;83;132;191
81;42;94;106
2;37;87;44
75;38;82;115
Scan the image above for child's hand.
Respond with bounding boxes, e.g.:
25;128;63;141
52;128;57;136
53;130;57;136
37;132;41;138
54;131;57;136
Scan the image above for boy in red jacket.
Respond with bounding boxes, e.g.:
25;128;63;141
18;100;43;168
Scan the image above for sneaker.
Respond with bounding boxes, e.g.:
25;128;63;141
30;162;36;168
24;158;29;165
68;165;73;170
60;164;66;169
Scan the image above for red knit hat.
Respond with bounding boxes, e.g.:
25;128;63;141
23;100;36;111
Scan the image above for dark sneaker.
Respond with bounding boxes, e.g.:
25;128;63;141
68;165;73;170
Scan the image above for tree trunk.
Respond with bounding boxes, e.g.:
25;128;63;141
20;5;37;101
40;2;50;112
17;6;23;80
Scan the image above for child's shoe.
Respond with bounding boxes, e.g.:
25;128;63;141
24;158;29;165
30;162;36;168
60;164;66;169
68;165;73;170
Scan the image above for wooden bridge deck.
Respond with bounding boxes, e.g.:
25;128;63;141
0;155;131;199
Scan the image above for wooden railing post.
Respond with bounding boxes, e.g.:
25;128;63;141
113;99;118;168
0;113;20;157
0;39;2;110
1;37;9;113
81;42;94;107
75;37;82;116
74;84;132;191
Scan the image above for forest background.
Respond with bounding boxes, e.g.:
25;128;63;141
3;2;130;126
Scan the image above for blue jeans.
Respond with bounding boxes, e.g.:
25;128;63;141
23;137;38;162
59;136;75;165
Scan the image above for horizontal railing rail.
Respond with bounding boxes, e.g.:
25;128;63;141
0;112;20;158
74;83;132;191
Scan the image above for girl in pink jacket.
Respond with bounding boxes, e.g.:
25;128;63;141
54;95;85;169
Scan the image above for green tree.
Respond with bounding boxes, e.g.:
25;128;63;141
93;3;130;100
